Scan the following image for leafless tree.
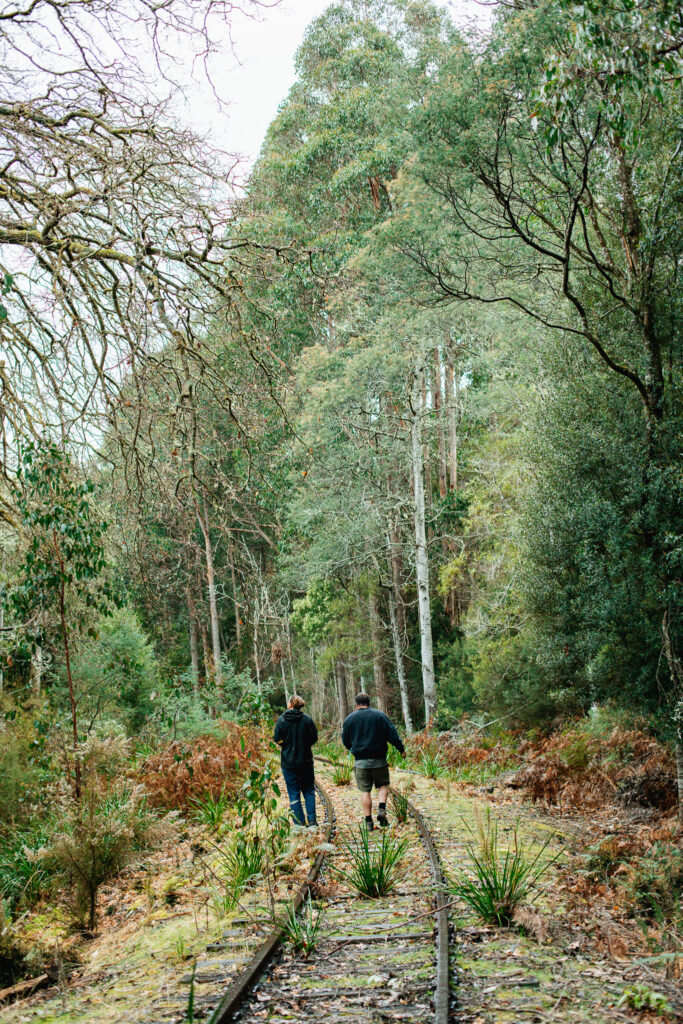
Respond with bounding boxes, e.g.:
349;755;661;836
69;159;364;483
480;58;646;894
0;0;278;514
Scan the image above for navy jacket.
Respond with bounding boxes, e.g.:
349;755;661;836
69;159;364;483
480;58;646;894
342;707;405;761
273;709;318;767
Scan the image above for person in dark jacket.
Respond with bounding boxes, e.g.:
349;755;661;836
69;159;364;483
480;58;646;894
273;694;319;826
342;693;405;829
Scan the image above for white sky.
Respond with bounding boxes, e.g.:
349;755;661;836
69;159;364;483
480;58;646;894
176;0;493;183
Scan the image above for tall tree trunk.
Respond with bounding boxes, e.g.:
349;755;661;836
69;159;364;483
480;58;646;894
280;659;290;703
200;623;212;681
186;589;200;699
311;650;325;722
412;365;437;725
387;581;414;735
334;659;350;724
388;523;406;638
369;585;389;714
434;347;448;499
228;533;242;646
421;366;432;511
59;581;81;800
285;616;296;689
253;606;262;696
196;494;222;687
445;344;458;493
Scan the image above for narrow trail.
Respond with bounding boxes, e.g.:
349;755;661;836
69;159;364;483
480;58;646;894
226;766;450;1024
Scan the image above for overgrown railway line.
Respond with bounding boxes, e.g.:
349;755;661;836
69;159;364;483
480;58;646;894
200;768;451;1024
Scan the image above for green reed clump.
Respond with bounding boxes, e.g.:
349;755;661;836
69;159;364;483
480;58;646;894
448;806;559;926
190;789;230;831
389;783;412;823
283;893;325;956
336;825;410;898
332;761;353;786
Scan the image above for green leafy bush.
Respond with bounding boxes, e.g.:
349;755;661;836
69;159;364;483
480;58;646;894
617;983;671;1014
419;749;448;779
0;823;52;912
190;789;230;832
389;783;412;824
40;734;173;930
626;843;683;923
331;762;352;786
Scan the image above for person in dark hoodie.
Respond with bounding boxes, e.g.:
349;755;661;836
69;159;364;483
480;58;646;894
342;693;405;829
273;694;319;826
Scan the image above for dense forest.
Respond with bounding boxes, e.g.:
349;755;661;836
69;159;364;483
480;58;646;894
0;0;682;1010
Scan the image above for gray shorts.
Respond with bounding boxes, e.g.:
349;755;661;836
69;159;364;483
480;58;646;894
354;760;390;793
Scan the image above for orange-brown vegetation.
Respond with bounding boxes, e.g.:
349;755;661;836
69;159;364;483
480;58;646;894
512;726;676;813
137;724;268;809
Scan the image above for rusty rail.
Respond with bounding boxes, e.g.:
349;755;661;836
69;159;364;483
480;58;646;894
207;781;335;1023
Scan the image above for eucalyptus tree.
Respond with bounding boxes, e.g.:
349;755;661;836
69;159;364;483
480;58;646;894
399;0;683;803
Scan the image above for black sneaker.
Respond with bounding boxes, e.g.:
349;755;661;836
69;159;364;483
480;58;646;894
377;812;389;828
364;817;375;831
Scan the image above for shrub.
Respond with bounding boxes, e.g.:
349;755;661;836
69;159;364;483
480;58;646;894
448;806;559;926
0;823;52;912
220;836;265;890
40;734;173;930
336;826;410;898
617;983;671;1014
386;745;409;769
419;749;449;779
190;789;230;832
625;843;683;923
138;725;267;810
317;739;345;763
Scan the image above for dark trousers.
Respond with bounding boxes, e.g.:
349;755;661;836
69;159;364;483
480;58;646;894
281;762;316;825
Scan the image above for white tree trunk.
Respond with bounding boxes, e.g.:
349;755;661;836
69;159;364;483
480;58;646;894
388;581;414;735
187;591;200;700
412;365;437;725
445;344;458;492
196;495;222;687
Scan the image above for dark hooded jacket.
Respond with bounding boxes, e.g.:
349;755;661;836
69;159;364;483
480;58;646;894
273;709;318;767
341;707;405;761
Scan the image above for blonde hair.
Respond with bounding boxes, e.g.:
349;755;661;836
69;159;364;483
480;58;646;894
288;694;305;710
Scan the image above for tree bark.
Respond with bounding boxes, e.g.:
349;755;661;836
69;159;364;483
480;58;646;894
387;580;414;735
334;659;349;725
196;494;222;687
59;581;81;800
228;533;242;646
186;588;200;699
434;347;447;499
200;623;212;681
412;365;437;725
368;585;390;714
445;344;458;493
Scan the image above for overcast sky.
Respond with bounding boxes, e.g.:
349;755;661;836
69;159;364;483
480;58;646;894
177;0;493;182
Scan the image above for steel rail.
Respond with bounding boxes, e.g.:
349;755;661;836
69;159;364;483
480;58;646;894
405;796;450;1024
207;781;335;1024
207;768;450;1024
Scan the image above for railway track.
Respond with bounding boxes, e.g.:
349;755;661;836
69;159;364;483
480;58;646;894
202;766;450;1024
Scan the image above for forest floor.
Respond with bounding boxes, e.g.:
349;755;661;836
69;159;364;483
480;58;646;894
2;756;681;1023
396;767;683;1023
0;812;321;1023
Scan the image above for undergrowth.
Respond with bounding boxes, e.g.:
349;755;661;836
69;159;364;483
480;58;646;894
448;806;559;926
336;825;410;898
